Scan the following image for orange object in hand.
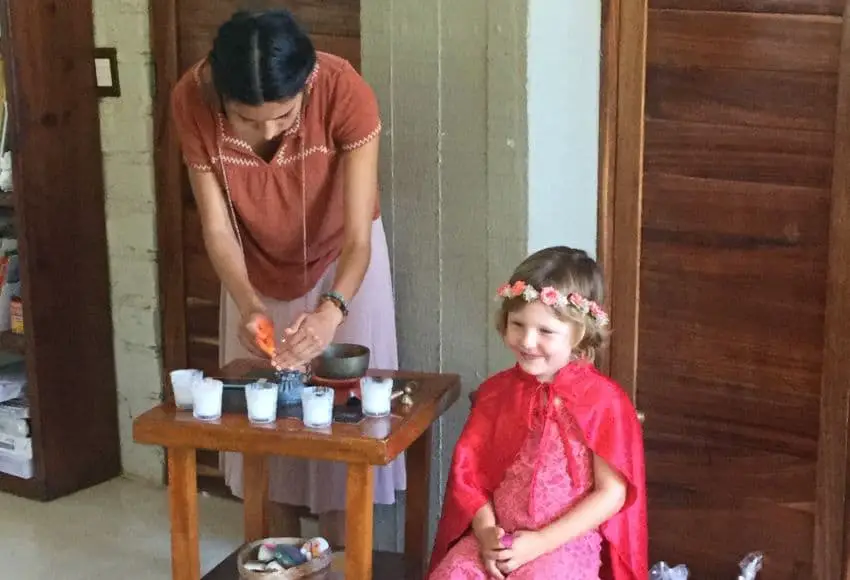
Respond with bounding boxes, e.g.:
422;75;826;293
255;316;277;358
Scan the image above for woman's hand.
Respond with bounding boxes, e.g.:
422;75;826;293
494;530;548;575
239;310;273;359
273;301;343;370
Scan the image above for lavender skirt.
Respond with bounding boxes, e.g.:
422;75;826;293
219;217;406;513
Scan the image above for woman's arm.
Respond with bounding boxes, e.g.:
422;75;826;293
273;136;379;367
538;453;627;551
188;170;265;319
329;135;380;302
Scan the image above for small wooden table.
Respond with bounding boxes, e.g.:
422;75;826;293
133;359;461;580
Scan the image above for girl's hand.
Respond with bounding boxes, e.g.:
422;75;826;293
240;310;272;359
474;526;507;579
495;530;548;575
273;302;343;370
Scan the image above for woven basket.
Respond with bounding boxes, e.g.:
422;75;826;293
237;537;332;579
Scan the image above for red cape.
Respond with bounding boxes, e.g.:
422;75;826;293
429;363;647;580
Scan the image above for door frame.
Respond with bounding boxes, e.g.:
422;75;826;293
595;2;850;578
151;0;186;392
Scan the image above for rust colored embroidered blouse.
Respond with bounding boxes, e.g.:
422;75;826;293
171;52;382;301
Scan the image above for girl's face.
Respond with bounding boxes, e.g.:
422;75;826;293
504;301;579;382
224;93;304;142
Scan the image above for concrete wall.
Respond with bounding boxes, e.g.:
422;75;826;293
363;0;601;544
92;0;163;483
362;0;531;542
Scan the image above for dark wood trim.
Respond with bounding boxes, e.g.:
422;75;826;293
595;0;619;378
0;472;45;500
596;0;648;401
1;0;121;499
815;3;850;578
151;0;186;397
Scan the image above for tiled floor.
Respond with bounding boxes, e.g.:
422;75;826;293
0;477;243;579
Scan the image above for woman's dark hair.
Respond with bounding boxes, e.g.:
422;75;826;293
209;9;317;105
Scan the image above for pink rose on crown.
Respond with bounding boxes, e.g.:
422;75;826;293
568;293;590;313
497;283;512;298
511;281;527;295
540;287;560;306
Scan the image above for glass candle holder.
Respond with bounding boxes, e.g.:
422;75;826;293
301;386;333;428
245;380;278;424
277;369;306;406
192;378;223;421
170;369;202;410
360;377;393;417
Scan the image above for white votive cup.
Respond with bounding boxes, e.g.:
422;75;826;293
245;380;278;424
301;386;333;428
170;369;202;410
192;378;223;421
361;377;393;417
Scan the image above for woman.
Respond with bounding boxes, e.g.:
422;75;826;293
170;9;404;544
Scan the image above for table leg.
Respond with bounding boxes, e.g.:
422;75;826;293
167;447;200;580
405;427;433;575
242;453;269;542
345;463;374;579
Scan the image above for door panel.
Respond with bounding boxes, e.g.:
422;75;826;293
649;0;843;15
633;3;841;577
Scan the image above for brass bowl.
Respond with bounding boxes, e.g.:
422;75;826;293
310;343;371;380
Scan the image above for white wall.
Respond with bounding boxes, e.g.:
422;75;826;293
527;0;601;256
92;0;163;483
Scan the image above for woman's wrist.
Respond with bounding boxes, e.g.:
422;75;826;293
316;299;345;327
237;294;266;320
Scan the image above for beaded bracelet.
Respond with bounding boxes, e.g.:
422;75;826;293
319;291;349;319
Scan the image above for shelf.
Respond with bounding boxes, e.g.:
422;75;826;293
0;330;23;354
0;470;42;500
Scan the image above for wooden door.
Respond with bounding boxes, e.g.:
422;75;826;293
153;0;360;378
600;0;850;578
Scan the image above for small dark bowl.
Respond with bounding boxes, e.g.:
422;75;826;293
311;343;370;380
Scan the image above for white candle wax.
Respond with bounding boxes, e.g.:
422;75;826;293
192;378;223;421
245;381;278;424
301;387;333;428
361;377;393;417
170;369;202;409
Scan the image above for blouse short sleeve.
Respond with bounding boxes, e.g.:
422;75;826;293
170;75;215;173
329;65;382;152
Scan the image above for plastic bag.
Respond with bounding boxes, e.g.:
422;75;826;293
738;552;764;580
649;562;689;580
649;551;763;580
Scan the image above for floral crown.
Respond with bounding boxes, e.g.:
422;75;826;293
496;280;610;327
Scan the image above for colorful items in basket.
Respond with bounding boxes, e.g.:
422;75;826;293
243;537;331;573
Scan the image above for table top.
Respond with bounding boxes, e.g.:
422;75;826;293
133;359;461;465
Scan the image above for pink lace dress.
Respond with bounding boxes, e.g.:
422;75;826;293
430;398;602;579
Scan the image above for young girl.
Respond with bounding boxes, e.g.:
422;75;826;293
429;246;647;579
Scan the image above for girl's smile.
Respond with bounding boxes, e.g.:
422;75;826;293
504;301;580;382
